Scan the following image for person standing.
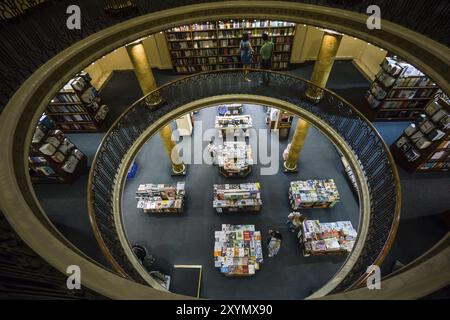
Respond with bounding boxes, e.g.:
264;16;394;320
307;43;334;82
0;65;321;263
239;32;254;82
259;33;274;84
267;229;282;257
286;212;305;232
207;138;217;165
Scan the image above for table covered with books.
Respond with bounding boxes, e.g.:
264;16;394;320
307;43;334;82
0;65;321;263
289;179;340;209
216;141;253;177
136;182;185;213
213;183;262;213
299;219;357;256
214;224;263;277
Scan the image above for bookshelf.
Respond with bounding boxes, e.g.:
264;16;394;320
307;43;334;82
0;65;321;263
46;72;109;132
390;95;450;173
165;20;296;74
267;107;294;138
364;57;440;121
29;114;87;184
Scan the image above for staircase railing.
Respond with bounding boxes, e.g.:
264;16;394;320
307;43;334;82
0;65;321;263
88;69;401;296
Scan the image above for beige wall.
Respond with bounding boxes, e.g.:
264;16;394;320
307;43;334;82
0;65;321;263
84;33;173;90
353;43;387;80
291;26;366;63
291;25;386;80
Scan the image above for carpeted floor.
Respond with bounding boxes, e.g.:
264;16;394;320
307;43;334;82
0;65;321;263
121;104;359;299
33;61;450;298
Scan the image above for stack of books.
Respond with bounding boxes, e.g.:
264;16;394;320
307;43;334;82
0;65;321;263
300;220;357;256
289;179;340;209
214;224;263;276
136;182;185;213
213;183;262;213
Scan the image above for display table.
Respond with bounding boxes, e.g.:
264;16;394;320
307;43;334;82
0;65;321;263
214;224;263;277
299;219;357;257
213;183;262;213
136;182;185;213
216;141;253;178
217;104;243;116
215;115;252;138
289;179;340;209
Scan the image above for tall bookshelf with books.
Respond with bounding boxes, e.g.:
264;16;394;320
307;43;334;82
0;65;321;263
390;94;450;173
29;114;87;184
165;20;296;74
46;72;109;132
364;57;440;121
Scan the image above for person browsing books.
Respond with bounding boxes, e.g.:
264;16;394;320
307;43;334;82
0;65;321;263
259;33;274;84
239;32;254;82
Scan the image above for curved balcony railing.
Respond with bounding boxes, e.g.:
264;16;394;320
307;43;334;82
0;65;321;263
88;69;401;296
1;0;449;110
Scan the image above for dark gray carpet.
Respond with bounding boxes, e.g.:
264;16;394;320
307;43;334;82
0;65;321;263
33;61;450;298
122;104;359;299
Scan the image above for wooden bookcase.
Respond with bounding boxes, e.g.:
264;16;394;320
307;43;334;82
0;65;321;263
267;107;294;138
46;72;109;132
363;57;439;121
390;95;450;173
165;20;296;74
29;115;87;184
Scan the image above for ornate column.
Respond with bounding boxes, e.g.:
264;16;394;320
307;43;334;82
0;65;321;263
283;30;342;172
159;124;186;175
304;30;343;101
126;39;184;174
283;118;310;172
125;39;163;106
